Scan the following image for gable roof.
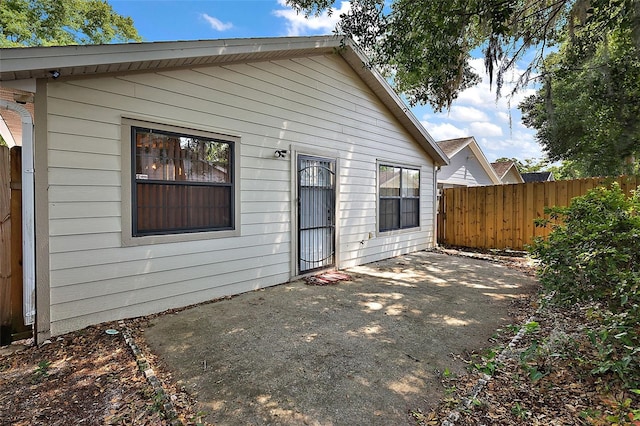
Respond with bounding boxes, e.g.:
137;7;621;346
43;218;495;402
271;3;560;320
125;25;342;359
491;161;516;179
490;161;525;183
0;36;449;165
437;136;502;185
436;137;474;158
521;172;555;182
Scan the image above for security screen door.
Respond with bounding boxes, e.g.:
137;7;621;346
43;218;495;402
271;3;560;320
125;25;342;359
297;155;336;273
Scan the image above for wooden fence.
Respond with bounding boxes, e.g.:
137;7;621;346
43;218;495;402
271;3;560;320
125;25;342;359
438;175;639;251
0;145;28;345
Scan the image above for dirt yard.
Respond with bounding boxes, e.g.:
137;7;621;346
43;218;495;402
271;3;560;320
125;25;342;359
142;250;538;425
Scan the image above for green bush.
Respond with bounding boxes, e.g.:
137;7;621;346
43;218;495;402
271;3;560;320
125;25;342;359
530;183;640;387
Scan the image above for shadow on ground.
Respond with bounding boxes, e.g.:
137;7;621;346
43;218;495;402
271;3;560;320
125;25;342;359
143;251;538;425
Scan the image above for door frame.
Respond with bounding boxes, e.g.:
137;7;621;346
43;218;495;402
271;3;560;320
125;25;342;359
289;145;340;278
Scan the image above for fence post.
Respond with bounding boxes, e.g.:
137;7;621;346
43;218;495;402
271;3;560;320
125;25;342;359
437;190;445;244
10;146;26;339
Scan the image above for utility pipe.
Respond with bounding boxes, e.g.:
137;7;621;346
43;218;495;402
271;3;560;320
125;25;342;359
0;100;35;326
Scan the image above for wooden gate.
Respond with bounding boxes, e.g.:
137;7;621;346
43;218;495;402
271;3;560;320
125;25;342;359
437;175;639;251
0;145;28;345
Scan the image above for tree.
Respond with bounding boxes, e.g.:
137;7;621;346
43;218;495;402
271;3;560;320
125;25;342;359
0;0;141;47
520;22;640;177
494;157;553;173
494;157;586;179
287;0;640;111
544;160;586;180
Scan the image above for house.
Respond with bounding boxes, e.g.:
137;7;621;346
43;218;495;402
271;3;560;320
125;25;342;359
521;171;555;183
0;36;449;342
436;137;502;188
490;161;525;184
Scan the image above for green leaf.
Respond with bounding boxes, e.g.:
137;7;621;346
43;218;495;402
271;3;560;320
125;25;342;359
1;0;141;47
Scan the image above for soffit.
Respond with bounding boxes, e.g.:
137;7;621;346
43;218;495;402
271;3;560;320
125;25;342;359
0;37;339;81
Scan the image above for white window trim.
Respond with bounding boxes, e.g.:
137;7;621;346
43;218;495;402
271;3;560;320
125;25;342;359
121;117;241;247
376;159;424;236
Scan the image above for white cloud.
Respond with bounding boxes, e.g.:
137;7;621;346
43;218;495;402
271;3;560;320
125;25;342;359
201;13;233;31
508;131;543;159
421;121;469;141
418;54;545;162
495;111;510;123
273;0;350;36
455;58;537;111
476;130;543;161
448;105;489;122
469;121;503;137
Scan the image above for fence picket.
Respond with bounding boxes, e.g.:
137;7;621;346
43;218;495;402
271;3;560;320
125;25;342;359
438;176;639;250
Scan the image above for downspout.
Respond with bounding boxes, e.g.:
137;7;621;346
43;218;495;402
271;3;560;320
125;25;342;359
433;165;440;247
0;100;35;326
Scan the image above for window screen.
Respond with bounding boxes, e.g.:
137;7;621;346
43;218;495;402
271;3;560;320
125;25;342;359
379;164;420;231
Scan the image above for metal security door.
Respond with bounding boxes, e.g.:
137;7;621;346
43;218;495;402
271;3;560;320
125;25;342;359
298;156;336;273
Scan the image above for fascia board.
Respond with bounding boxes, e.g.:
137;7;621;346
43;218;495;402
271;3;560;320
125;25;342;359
0;36;339;79
1;35;450;167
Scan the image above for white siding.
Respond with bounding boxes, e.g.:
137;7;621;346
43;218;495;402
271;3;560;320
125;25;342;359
45;54;436;335
438;146;494;187
501;168;523;184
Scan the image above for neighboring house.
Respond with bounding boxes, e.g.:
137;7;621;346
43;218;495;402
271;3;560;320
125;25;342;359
436;137;502;188
0;36;449;341
521;172;555;183
491;161;525;184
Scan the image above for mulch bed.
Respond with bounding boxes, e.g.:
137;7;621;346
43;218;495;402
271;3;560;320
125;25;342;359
0;321;202;425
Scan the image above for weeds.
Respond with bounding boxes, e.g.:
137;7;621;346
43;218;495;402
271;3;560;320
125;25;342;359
470;348;501;376
442;367;456;379
150;391;165;414
32;360;51;382
511;401;528;419
519;340;550;382
524;321;540;333
188;410;208;426
587;391;640;424
531;183;640;389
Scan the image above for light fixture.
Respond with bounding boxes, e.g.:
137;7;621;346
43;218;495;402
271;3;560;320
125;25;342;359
49;70;60;79
274;149;288;158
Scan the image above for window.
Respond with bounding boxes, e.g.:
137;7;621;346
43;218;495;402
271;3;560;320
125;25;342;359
132;126;234;236
379;164;420;232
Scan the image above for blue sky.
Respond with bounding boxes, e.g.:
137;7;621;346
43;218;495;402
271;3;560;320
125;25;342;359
110;0;543;162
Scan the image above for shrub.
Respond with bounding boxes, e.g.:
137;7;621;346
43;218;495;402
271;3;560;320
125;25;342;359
532;183;640;309
530;183;640;387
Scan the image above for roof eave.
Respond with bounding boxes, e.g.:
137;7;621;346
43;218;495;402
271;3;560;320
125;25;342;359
338;41;449;166
437;137;474;158
0;36;339;81
0;36;449;165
